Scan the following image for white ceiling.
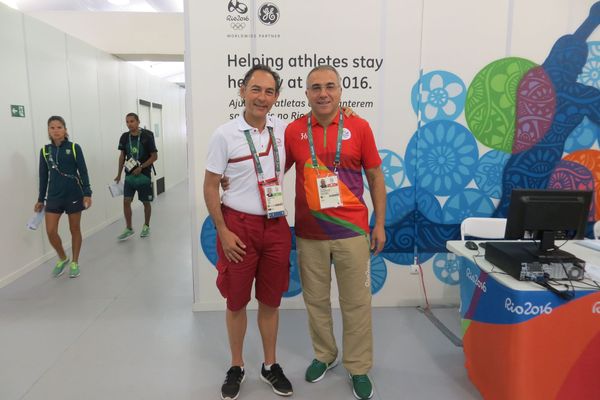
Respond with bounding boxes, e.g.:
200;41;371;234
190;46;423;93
1;0;185;85
3;0;183;12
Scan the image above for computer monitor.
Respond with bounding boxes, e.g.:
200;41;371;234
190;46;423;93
504;189;592;253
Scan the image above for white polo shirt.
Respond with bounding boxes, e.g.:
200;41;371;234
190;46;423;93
206;114;287;215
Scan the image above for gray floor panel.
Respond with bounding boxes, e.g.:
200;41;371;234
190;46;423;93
1;182;481;400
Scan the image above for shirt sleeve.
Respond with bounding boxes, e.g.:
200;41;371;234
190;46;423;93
118;133;126;152
74;144;92;197
38;147;49;203
360;121;382;170
205;129;228;175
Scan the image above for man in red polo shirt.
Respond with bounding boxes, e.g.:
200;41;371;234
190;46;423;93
285;65;386;400
204;65;293;400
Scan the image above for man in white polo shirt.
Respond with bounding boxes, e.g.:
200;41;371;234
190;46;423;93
204;65;293;400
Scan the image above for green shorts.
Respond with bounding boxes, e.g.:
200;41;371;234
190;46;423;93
124;174;153;202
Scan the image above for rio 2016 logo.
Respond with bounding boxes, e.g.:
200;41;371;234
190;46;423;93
258;2;280;25
505;297;553;316
593;301;600;314
228;0;248;14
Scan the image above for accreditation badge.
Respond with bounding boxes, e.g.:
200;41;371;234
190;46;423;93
317;174;342;209
262;182;286;219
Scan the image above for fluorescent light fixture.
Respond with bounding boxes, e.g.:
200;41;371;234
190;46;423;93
0;0;19;9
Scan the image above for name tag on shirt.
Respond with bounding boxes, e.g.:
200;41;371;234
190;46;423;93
262;183;286;218
317;175;342;209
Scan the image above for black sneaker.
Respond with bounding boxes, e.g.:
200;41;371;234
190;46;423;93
221;366;245;400
260;363;293;396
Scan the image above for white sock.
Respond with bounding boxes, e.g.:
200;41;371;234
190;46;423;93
264;363;272;371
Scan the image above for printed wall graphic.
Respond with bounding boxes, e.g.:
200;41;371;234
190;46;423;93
190;1;600;306
411;71;466;123
494;4;600;216
390;2;600;287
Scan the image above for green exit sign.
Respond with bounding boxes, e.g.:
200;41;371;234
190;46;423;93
11;105;25;118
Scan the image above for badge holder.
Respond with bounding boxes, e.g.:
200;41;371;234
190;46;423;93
317;174;342;209
124;157;140;173
259;179;286;219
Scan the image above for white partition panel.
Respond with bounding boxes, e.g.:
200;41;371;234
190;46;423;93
0;7;45;285
97;52;126;221
66;36;104;233
24;15;73;252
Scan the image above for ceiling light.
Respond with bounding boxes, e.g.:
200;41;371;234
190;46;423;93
0;0;19;9
108;0;131;5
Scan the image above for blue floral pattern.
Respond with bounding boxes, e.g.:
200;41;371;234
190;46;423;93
577;41;600;89
475;150;511;199
283;250;302;298
370;255;387;295
442;189;495;224
412;71;467;122
564;116;599;153
405;121;478;196
363;149;405;192
200;216;217;266
432;253;460;285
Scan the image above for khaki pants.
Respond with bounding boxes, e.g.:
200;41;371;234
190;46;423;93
297;235;373;375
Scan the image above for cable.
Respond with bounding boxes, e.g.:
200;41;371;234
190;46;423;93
537;279;574;300
417;263;430;309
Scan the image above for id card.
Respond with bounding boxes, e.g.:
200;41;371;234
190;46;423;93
262;183;286;219
317;175;342;209
124;157;140;173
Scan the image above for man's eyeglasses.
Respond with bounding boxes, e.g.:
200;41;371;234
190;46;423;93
307;83;340;93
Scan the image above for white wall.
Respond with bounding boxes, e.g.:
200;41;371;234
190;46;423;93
0;3;187;287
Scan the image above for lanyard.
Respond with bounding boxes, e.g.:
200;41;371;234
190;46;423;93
129;132;141;161
243;126;280;183
307;110;344;174
46;144;82;186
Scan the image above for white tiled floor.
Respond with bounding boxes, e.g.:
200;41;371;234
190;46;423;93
0;182;481;400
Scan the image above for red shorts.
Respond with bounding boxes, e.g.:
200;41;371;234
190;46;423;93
216;206;291;311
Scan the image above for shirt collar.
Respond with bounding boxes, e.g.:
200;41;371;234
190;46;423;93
237;111;274;133
309;109;341;128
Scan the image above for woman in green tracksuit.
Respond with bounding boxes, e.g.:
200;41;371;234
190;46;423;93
34;116;92;278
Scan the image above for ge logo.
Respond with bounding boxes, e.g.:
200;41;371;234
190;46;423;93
228;0;248;14
258;2;280;25
593;301;600;314
231;22;246;30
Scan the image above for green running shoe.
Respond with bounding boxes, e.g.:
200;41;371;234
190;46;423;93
69;262;80;278
305;357;338;383
52;258;70;277
140;224;150;238
118;228;134;241
350;374;374;400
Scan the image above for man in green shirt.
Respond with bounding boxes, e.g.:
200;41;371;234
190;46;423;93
115;112;158;240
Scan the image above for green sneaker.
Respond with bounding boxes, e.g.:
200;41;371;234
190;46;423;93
118;228;134;241
69;262;80;278
305;357;338;383
140;224;150;238
52;258;70;277
350;374;373;400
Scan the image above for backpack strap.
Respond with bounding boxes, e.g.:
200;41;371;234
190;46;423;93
42;143;77;162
